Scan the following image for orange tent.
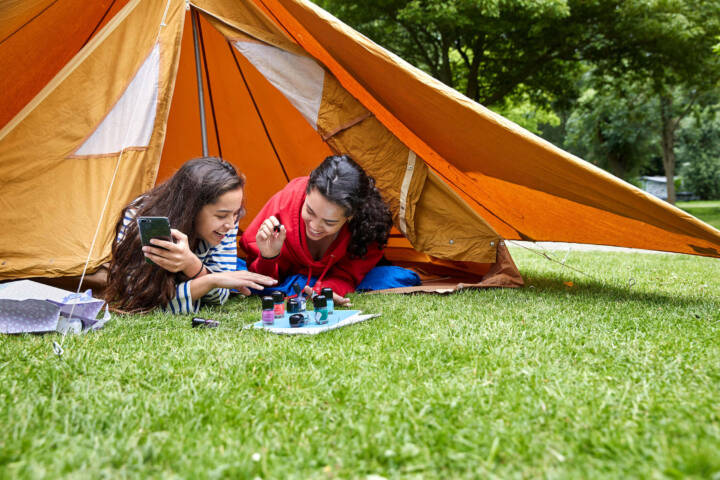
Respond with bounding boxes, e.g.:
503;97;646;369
1;0;719;290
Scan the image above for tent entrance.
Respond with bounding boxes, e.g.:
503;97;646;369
157;7;521;291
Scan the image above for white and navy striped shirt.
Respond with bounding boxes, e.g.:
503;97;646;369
118;208;238;314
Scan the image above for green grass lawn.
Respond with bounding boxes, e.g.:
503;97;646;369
2;248;719;479
677;200;720;229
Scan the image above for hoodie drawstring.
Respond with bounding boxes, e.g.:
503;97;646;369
287;255;335;298
313;254;335;294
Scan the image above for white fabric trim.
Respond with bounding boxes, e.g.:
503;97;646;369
74;43;160;156
398;151;417;235
233;40;324;130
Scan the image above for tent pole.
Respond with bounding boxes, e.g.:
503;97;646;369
191;8;209;156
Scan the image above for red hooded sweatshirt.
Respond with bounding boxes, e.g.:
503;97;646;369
239;177;384;296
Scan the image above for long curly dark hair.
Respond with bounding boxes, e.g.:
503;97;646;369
307;155;392;258
104;157;245;312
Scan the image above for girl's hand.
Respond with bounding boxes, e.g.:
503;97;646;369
333;292;352;308
256;216;286;259
143;229;197;274
304;286;352;308
212;271;277;296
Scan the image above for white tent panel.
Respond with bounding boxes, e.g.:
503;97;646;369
74;43;160;156
233;40;324;129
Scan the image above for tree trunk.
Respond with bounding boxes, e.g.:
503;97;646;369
439;33;453;86
659;95;677;204
465;38;482;102
465;59;479;101
607;153;626;180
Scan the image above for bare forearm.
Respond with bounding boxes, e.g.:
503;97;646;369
183;255;206;279
188;272;220;300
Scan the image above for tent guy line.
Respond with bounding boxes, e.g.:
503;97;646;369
53;0;174;358
506;240;595;279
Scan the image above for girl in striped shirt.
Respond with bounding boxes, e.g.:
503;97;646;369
105;157;276;313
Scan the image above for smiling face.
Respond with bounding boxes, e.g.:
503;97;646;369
301;188;350;241
194;187;245;246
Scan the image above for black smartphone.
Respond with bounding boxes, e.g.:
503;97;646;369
137;216;172;264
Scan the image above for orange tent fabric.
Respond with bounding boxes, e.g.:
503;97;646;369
259;0;720;257
0;0;132;129
0;0;718;288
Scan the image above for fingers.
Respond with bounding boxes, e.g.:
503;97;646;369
256;216;285;259
267;215;281;230
231;271;278;286
144;240;195;272
142;245;170;258
256;229;269;242
246;276;277;286
148;238;174;250
170;229;187;242
143;250;173;272
303;286;314;296
258;217;284;240
244;281;266;291
229;279;270;291
243;271;278;284
334;293;352;307
153;231;190;253
236;286;251;296
259;217;277;234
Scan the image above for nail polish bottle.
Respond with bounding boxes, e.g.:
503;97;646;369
313;295;329;324
298;294;307;314
289;313;305;328
272;290;285;319
287;297;300;314
321;287;334;314
192;317;219;328
261;296;274;326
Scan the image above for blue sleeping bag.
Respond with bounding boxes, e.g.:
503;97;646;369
235;259;420;295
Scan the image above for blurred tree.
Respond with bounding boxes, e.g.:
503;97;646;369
683;155;720;200
529;0;720;202
315;0;606;107
564;77;657;179
678;107;720;199
595;0;720;203
316;0;720;202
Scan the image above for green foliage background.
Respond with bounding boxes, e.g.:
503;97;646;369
316;0;720;200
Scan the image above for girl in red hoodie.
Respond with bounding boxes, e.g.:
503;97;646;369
240;155;392;307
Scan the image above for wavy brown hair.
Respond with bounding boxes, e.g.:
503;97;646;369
307;155;392;258
104;157;244;312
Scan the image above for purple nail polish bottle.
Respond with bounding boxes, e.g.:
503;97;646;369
261;296;274;326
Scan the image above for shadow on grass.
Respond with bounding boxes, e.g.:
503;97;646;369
518;271;719;311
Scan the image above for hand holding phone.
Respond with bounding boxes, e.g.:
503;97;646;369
137;216;172;264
